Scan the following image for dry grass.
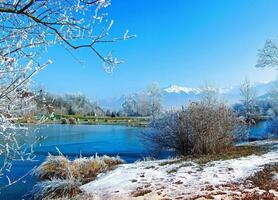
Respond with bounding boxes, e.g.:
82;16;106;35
248;163;278;191
33;154;124;199
71;155;124;183
31;179;82;200
35;155;72;180
159;144;267;166
34;154;124;183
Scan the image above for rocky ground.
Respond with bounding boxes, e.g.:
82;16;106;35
81;140;278;200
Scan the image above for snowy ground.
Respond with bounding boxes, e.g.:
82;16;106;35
81;141;278;200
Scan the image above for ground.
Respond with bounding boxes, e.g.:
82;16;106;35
81;140;278;200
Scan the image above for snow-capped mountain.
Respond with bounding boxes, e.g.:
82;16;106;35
164;85;232;95
162;84;236;108
164;85;202;94
163;80;277;108
98;80;277;110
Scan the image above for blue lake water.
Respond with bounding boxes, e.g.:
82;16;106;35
0;124;151;200
0;121;275;200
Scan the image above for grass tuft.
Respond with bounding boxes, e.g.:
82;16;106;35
35;155;72;180
33;154;124;199
31;179;82;200
35;154;124;183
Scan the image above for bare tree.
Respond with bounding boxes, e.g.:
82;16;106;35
122;84;163;118
137;91;149;116
0;0;133;187
256;39;278;69
122;95;137;116
239;79;257;119
200;83;220;105
146;83;162;120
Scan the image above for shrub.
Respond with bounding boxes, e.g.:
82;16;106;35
68;118;77;124
61;118;68;124
146;102;238;156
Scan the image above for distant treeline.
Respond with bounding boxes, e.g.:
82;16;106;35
34;91;105;116
32;84;163;118
28;80;278;120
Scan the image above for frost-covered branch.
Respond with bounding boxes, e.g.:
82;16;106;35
0;0;133;187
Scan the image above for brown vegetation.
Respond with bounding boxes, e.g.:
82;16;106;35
159;144;267;166
33;154;124;199
35;154;124;183
248;163;278;191
148;102;240;156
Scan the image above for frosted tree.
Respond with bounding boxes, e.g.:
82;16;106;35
146;83;162;120
256;39;278;69
0;0;133;187
137;91;149;116
200;83;220;105
122;95;137;116
239;79;257;119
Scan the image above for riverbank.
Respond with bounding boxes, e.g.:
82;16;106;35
81;140;278;200
18;115;150;127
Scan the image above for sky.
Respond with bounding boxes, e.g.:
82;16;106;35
34;0;278;100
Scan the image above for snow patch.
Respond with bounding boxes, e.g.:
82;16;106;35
81;148;278;199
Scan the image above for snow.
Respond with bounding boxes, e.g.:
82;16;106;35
164;84;231;94
164;85;202;94
81;145;278;199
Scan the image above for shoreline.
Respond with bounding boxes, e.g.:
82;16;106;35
18;115;150;127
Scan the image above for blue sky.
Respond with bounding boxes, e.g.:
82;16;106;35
34;0;278;100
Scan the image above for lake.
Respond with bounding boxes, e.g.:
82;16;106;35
0;121;274;200
0;124;152;200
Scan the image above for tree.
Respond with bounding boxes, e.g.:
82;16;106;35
146;83;162;120
122;95;137;116
136;91;149;116
105;109;111;117
1;0;134;73
111;111;116;118
0;0;133;187
122;84;163;118
200;83;220;105
256;39;278;69
239;79;257;118
68;106;75;115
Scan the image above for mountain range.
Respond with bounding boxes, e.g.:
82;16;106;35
98;80;277;110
